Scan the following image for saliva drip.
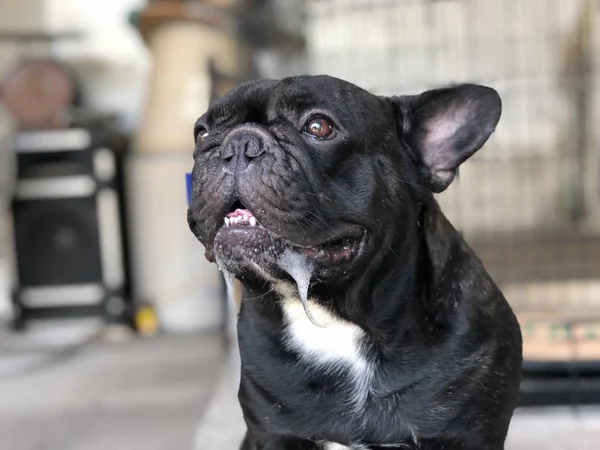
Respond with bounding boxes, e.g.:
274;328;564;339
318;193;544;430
277;249;324;328
216;257;242;382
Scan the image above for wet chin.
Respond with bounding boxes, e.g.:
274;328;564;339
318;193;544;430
213;226;318;293
213;226;286;276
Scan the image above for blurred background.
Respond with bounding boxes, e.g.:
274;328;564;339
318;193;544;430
0;0;599;449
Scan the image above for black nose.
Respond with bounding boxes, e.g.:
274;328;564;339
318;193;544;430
221;129;265;167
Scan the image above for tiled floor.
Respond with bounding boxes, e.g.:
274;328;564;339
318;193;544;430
1;332;600;450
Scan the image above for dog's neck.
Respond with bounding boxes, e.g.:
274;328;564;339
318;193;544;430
334;198;436;340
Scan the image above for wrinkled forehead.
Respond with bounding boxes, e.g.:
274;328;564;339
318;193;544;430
202;75;380;128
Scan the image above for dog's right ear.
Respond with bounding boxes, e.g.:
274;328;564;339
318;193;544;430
388;84;501;193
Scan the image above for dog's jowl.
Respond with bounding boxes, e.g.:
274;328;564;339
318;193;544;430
188;75;523;450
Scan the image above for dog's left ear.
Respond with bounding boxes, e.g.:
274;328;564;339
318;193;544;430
390;84;501;193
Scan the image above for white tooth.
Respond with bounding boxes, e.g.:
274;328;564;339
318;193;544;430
225;218;230;227
234;216;241;223
249;217;257;227
243;215;249;221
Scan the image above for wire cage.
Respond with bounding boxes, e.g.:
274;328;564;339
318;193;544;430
246;0;600;406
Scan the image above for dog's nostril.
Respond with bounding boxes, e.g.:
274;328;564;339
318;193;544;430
244;138;264;159
220;146;235;161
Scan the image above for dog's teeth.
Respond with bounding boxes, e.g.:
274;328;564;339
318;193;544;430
243;215;249;221
249;217;257;227
224;218;230;227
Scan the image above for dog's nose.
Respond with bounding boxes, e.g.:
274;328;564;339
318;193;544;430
220;130;265;166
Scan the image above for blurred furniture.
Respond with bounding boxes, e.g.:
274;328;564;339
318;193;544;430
11;125;130;328
0;32;82;130
0;58;76;129
0;32;131;329
0;110;16;324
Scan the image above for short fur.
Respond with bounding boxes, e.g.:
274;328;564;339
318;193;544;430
188;75;522;450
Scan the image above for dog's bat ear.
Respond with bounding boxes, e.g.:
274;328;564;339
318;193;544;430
389;84;501;193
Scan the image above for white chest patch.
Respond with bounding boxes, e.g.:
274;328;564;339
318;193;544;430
281;298;367;366
323;443;352;450
280;293;374;408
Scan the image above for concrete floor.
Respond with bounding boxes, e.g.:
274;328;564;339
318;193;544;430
1;332;600;450
507;406;600;450
0;332;223;450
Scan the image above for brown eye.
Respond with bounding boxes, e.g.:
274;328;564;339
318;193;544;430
304;116;335;139
196;128;209;145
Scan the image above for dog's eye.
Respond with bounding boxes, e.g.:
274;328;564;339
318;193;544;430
196;128;209;144
304;117;335;139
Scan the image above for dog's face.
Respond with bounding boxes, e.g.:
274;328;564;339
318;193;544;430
188;75;501;285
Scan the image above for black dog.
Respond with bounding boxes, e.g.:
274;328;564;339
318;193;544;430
188;75;522;450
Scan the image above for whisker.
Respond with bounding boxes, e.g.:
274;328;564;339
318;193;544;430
396;177;428;192
290;214;308;233
245;285;276;301
388;246;401;261
305;210;334;230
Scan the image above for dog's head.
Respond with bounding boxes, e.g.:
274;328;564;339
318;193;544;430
188;75;500;287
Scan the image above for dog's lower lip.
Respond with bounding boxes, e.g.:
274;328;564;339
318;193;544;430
296;226;366;262
214;220;366;264
295;236;363;263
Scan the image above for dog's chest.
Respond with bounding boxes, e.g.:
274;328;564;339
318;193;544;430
239;296;416;448
280;298;373;403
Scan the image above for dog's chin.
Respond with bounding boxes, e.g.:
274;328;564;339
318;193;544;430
211;210;366;281
213;225;287;277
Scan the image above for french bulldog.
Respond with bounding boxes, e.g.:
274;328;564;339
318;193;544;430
188;75;522;450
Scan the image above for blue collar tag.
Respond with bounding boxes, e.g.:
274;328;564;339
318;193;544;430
185;173;192;205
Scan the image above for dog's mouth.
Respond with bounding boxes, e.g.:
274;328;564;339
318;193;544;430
215;201;366;265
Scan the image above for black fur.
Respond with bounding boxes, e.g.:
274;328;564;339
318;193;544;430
188;75;522;450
